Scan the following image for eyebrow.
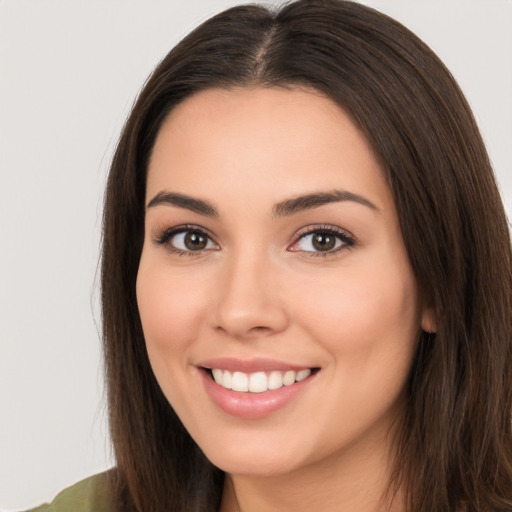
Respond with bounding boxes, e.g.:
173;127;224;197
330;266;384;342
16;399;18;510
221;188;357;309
147;191;218;217
146;189;379;217
273;190;379;217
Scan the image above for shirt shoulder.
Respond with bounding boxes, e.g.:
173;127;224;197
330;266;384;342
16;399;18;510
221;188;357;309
22;471;113;512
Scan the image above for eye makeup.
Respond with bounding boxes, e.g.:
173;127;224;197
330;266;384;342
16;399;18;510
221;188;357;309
154;224;219;256
153;222;356;258
288;224;356;258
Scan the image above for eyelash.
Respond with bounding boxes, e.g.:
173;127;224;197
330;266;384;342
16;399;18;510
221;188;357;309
155;225;218;257
154;224;355;257
291;224;355;257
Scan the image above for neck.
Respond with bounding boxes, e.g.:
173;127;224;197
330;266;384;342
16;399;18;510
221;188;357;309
219;426;404;512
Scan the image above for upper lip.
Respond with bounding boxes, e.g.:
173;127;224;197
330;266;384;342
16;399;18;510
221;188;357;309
197;357;316;373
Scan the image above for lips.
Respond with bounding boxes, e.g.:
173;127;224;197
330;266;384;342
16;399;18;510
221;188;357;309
197;358;318;418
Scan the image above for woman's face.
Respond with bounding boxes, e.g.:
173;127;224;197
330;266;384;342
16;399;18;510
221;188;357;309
137;87;433;477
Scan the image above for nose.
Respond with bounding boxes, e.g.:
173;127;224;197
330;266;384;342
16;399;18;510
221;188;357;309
210;251;289;340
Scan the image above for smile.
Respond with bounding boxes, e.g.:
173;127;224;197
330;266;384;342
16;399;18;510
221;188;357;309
210;368;312;393
197;360;319;419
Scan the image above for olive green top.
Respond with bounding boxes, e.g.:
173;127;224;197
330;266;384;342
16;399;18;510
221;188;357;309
23;472;112;512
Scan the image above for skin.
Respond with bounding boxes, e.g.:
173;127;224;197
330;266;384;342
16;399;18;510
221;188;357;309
136;87;435;512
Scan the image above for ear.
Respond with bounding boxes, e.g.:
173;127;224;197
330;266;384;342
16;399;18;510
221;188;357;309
421;305;437;334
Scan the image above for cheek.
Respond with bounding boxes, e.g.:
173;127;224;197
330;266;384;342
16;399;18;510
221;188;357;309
136;259;206;362
291;257;420;361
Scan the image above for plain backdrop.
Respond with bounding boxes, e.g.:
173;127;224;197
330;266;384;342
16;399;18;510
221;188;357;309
1;0;511;510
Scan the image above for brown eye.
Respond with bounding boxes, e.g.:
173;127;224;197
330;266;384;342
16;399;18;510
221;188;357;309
159;228;218;253
311;233;337;251
184;231;208;250
289;227;354;255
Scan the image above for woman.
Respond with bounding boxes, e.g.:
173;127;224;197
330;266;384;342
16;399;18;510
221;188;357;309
26;0;512;510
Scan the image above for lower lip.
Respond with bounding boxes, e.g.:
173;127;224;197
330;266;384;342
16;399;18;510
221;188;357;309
199;369;317;419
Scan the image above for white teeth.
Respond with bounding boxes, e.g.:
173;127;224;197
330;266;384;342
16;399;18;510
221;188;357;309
248;372;267;393
283;370;296;386
267;371;283;390
210;368;313;392
296;369;311;382
212;368;223;384
222;370;232;390
231;371;249;392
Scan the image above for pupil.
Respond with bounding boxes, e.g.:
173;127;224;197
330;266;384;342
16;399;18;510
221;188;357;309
312;233;335;251
184;232;207;250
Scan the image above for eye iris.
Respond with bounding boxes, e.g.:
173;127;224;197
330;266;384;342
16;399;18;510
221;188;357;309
312;233;336;251
184;232;207;250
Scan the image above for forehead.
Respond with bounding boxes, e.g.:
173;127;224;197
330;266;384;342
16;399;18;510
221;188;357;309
151;86;362;158
146;86;391;213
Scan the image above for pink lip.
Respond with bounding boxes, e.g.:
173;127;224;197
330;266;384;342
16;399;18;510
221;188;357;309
197;357;312;373
197;363;318;419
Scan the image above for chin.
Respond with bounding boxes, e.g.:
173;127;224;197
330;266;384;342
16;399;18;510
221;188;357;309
192;426;312;477
207;448;304;477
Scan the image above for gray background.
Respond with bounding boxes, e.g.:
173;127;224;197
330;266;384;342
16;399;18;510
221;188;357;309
1;0;511;509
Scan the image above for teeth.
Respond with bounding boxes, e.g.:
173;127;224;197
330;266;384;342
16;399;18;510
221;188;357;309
283;370;296;386
212;368;223;384
268;371;283;390
248;372;267;393
296;369;311;382
222;370;232;390
210;368;312;392
231;371;249;392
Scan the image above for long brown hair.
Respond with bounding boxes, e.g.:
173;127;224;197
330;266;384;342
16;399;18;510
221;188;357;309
101;1;512;510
